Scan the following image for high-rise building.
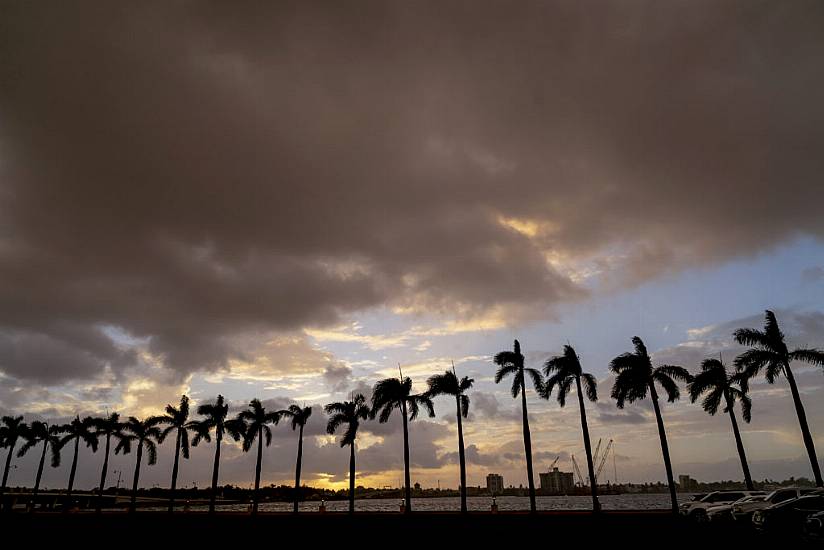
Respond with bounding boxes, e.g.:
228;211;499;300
486;473;504;495
679;474;696;491
540;467;575;493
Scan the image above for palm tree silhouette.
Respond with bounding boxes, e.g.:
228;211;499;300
370;375;435;513
688;357;754;490
91;412;124;513
235;399;278;514
17;421;62;511
56;416;99;510
1;415;26;511
325;394;370;513
115;416;162;513
281;404;313;513
539;345;600;512
425;366;474;513
734;310;824;486
610;336;692;514
190;395;244;513
493;339;542;512
155;395;201;513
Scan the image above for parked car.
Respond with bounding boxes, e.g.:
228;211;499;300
679;491;762;521
803;510;824;543
752;493;824;535
732;487;817;522
707;494;766;522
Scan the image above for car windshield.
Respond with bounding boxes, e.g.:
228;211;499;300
769;490;797;503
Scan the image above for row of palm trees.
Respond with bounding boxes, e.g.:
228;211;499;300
0;396;314;514
1;310;822;516
494;310;824;515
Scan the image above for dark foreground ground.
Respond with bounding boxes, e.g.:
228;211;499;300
0;510;816;548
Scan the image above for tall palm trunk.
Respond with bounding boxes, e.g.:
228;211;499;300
293;424;304;514
519;371;536;513
1;438;16;512
784;362;823;486
168;429;181;513
30;440;48;512
348;443;356;514
208;429;222;514
401;400;412;513
455;396;467;514
649;383;678;514
129;441;144;513
252;426;263;515
64;437;80;511
723;390;753;490
576;376;600;512
96;433;111;513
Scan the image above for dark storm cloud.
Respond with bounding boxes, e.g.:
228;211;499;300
1;1;823;382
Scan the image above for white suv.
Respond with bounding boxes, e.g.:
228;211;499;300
679;491;762;521
731;487;817;522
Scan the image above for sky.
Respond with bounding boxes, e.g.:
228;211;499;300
0;1;823;492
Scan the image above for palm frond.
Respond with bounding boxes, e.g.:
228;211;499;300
652;371;681;402
738;392;753;423
145;440;158;465
412;394;435;419
525;367;544;391
581;373;598;402
734;348;780;387
494;364;517;384
789;348;824;367
701;387;724;416
556;376;573;407
510;370;523;398
656;365;692;383
733;328;771;348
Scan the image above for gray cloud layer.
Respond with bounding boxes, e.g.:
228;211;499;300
1;1;823;384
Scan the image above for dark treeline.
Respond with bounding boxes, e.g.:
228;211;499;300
1;310;822;515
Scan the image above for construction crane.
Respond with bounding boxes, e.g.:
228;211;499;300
548;455;560;470
571;455;585;486
592;438;603;466
594;439;614;484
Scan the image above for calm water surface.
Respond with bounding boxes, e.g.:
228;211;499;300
151;494;694;513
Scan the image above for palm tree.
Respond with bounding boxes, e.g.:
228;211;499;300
610;336;692;514
56;416;99;510
91;412;124;513
17;421;62;511
235;399;278;514
0;415;26;511
493;339;542;512
370;375;435;513
155;395;201;513
425;366;474;513
115;416;162;513
539;345;600;512
734;310;824;487
190;395;244;513
281;404;313;513
688;357;754;490
325;394;370;514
